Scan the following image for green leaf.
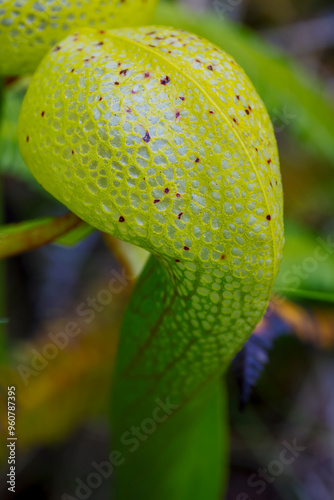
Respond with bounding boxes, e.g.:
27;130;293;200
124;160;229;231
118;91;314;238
0;0;158;76
274;220;334;299
275;287;334;303
155;3;334;165
55;221;95;247
0;212;82;259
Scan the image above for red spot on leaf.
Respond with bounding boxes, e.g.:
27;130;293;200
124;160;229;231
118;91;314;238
119;216;125;222
164;188;169;194
178;212;183;219
184;246;189;250
160;76;170;85
41;111;45;117
143;131;151;143
154;199;160;203
266;215;271;221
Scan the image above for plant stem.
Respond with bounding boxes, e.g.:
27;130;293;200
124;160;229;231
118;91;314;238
0;77;8;364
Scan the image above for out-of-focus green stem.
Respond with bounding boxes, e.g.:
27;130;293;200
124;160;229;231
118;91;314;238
0;77;8;364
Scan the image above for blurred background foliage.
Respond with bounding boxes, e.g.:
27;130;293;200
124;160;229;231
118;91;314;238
1;0;334;499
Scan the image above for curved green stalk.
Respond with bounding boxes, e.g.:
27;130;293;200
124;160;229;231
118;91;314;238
17;26;284;498
112;256;230;498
